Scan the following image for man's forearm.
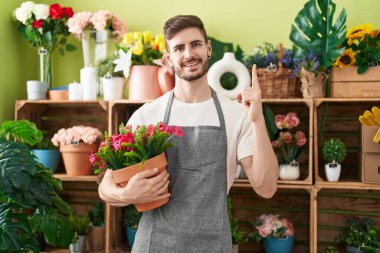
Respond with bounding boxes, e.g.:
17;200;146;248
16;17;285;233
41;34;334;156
249;116;278;198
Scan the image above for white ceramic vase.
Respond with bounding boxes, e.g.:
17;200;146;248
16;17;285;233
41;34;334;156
324;162;341;182
102;77;125;100
279;160;300;180
207;52;251;99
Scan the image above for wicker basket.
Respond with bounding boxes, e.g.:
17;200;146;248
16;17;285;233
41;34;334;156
257;68;301;98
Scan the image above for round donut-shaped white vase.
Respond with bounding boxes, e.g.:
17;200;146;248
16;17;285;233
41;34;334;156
207;52;251;99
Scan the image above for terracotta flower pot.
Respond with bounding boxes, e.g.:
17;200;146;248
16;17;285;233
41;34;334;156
60;143;98;176
128;65;162;100
111;153;169;212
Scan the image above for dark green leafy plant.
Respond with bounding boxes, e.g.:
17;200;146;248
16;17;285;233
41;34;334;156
228;197;248;245
290;0;347;69
123;205;142;230
336;218;380;251
322;139;347;163
0;120;73;252
325;246;339;253
68;213;91;236
88;203;105;227
97;54;125;78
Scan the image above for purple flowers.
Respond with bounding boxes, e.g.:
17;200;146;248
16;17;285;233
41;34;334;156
292;51;321;77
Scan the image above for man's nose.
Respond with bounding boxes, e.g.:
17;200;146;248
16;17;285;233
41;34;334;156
184;46;194;59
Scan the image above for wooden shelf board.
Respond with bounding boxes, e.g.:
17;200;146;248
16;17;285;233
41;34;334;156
315;97;380;103
16;99;107;104
54;173;99;182
233;179;312;189
315;181;380;190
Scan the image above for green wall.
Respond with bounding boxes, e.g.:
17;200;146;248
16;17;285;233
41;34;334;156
1;0;379;121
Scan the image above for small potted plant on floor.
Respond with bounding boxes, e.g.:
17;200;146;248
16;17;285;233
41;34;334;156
123;205;142;248
91;122;183;212
32;138;60;173
228;197;248;252
68;213;91;253
336;217;380;253
97;54;126;100
322;139;347;182
251;214;295;253
87;203;105;251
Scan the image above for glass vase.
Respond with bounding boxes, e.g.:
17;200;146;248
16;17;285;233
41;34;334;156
81;29;111;67
38;47;52;87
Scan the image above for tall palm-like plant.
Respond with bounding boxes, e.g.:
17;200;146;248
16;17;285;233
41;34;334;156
290;0;347;69
0;120;74;253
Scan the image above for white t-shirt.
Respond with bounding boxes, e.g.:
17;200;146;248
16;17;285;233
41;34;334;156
127;90;253;191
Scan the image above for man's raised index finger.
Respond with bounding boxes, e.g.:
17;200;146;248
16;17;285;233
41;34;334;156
251;64;261;91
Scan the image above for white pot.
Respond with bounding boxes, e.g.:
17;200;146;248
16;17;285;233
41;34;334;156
27;80;48;100
279;160;300;180
102;77;125;100
325;162;341;182
232;244;239;253
69;235;87;253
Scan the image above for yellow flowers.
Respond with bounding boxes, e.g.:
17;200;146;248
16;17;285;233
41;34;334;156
120;30;165;65
346;23;372;45
359;106;380;126
334;48;356;68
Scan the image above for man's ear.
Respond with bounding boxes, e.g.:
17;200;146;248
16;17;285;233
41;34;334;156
207;40;212;59
164;51;173;67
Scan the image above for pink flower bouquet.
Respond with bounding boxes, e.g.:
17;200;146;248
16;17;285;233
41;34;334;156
253;214;295;241
271;112;307;164
51;125;103;146
68;10;126;39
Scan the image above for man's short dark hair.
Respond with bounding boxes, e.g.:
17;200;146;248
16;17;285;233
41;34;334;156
163;15;208;49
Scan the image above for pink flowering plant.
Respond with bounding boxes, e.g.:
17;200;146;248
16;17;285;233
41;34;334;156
68;10;126;39
90;122;183;174
271;112;307;164
51;125;103;146
251;214;295;242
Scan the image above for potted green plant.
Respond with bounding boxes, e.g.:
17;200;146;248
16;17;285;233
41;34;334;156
123;205;142;248
97;54;126;100
32;138;60;173
228;197;248;252
0;120;74;252
68;213;91;253
322;139;347;182
326;245;339;253
289;0;347;98
336;218;380;253
87;203;105;251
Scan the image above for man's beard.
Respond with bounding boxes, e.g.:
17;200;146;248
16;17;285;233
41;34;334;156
173;57;209;81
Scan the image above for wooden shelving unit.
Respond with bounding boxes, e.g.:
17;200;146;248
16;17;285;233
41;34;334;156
15;98;380;253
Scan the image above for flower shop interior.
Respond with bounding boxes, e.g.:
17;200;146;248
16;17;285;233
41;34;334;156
2;0;380;253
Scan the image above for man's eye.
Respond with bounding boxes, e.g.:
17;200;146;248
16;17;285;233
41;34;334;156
193;43;201;47
175;47;183;52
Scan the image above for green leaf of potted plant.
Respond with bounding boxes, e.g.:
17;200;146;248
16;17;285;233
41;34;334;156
68;213;91;253
0;119;74;252
289;0;347;98
336;218;380;253
97;54;126;100
322;138;347;181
